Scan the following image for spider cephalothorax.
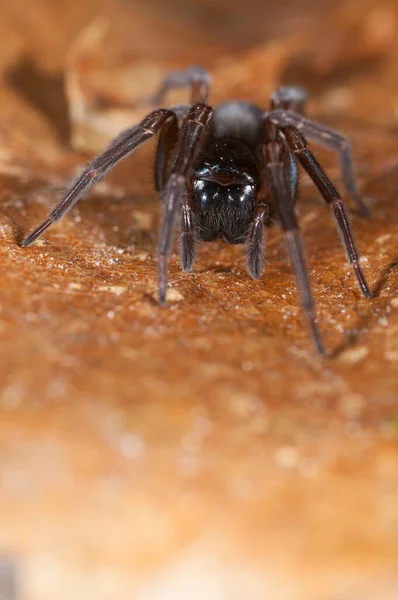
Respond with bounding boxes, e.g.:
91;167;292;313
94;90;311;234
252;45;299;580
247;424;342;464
23;67;372;355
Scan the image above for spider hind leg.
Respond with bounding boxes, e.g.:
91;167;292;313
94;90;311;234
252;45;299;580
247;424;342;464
148;66;211;106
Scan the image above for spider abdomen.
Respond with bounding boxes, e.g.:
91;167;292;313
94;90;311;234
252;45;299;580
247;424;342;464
211;101;264;147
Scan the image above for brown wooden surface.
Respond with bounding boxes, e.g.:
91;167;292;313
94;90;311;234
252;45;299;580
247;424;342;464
0;1;397;599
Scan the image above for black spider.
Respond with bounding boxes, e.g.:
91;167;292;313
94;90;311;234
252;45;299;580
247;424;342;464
23;66;372;355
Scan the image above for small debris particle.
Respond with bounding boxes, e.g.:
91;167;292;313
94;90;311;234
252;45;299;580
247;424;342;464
243;305;260;316
339;346;369;364
107;310;115;319
135;252;149;261
68;282;82;291
376;233;392;245
167;288;184;302
134;210;152;229
390;298;398;308
97;284;128;295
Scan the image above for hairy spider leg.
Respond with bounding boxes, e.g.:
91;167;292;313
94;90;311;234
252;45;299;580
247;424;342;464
263;124;325;356
154;113;180;192
148;66;211;106
281;125;372;299
246;165;270;279
268;108;370;217
151;67;212;195
22;109;177;247
246;110;297;280
158;103;213;303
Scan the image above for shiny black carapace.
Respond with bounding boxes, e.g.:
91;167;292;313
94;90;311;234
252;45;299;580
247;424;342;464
23;67;372;355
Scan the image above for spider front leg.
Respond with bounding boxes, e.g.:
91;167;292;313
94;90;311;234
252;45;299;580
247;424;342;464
180;192;197;273
246;164;270;279
158;102;212;303
281;125;372;299
148;66;211;106
23;109;177;247
264;139;325;355
268;108;370;217
247;202;270;279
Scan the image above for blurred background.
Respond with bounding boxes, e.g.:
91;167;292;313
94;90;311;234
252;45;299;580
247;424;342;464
0;1;398;600
1;0;397;154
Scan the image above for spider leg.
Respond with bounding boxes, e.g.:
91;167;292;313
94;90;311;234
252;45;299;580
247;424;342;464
246;158;270;279
154;112;180;192
270;87;307;202
264;136;325;355
158;103;212;303
246;202;269;279
247;115;298;280
270;86;309;114
148;66;211;106
23;109;177;247
281;125;372;299
180;192;196;273
267;108;370;217
163;105;203;273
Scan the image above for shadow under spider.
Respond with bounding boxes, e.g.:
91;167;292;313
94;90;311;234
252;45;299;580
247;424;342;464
329;255;398;358
372;256;398;298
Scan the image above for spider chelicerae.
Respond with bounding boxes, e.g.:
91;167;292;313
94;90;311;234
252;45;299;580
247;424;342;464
23;66;372;355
